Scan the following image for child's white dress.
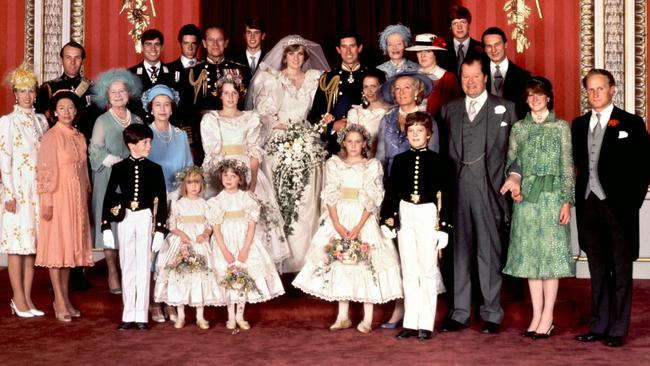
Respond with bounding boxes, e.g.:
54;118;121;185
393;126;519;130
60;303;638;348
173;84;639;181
155;197;224;306
292;156;403;303
207;190;285;304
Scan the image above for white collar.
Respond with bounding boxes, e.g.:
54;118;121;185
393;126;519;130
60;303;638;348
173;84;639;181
490;58;509;74
144;61;162;70
246;49;262;58
180;55;196;68
590;103;614;130
465;90;489;110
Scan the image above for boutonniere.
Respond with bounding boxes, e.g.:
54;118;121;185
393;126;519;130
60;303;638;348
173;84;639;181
494;105;506;114
608;119;619;127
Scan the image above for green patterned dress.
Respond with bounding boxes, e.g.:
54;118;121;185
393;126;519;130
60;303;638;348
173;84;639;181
503;112;576;279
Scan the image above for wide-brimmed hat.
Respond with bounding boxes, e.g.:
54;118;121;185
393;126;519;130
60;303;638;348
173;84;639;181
405;33;447;52
380;71;433;104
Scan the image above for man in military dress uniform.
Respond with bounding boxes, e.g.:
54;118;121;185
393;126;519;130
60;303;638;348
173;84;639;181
36;41;98;141
308;31;368;155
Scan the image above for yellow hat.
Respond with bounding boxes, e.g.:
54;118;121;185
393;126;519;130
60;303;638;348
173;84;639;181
6;66;38;90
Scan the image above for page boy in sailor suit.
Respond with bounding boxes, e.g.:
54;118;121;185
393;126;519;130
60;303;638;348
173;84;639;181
102;124;168;331
380;111;451;341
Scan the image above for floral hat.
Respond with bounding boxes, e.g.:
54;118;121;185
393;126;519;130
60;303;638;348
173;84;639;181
337;123;372;148
6;66;38;90
174;165;204;188
405;33;447;52
141;84;180;111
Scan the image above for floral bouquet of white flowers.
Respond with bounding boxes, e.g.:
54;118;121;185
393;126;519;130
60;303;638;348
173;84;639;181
265;121;325;236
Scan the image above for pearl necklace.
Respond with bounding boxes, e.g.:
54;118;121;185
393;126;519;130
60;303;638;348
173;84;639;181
109;108;131;127
398;106;419;117
152;123;173;144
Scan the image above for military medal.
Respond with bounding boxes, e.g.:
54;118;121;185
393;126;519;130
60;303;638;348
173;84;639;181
347;73;355;84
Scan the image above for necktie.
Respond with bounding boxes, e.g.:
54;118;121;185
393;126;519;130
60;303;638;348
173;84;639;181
493;65;504;96
150;66;158;83
469;99;478;121
457;44;465;75
250;56;257;73
592;113;602;136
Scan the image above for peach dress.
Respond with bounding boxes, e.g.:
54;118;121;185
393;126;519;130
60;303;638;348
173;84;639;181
35;123;94;268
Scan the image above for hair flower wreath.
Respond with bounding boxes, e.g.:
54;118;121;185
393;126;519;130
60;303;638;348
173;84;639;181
216;159;249;176
174;165;204;188
337;123;372;148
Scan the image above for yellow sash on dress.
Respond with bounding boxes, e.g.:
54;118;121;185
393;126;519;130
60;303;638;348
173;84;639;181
223;210;245;219
340;187;360;199
176;215;205;224
222;144;246;156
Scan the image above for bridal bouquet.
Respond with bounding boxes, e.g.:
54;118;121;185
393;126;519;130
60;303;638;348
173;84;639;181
314;238;377;285
220;264;262;297
166;244;211;275
265;120;325;236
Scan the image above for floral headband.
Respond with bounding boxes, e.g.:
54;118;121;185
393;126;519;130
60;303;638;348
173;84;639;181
216;73;246;96
337;123;372;147
216;159;248;177
174;166;204;188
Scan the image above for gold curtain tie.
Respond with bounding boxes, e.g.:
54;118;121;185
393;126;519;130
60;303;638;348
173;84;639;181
222;144;246;156
340;187;359;199
176;215;205;224
224;210;245;219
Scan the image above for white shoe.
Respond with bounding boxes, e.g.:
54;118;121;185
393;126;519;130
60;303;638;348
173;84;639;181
10;300;34;318
30;308;45;317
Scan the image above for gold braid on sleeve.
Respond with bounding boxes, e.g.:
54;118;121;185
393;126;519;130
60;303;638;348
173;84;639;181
189;68;209;104
319;74;340;114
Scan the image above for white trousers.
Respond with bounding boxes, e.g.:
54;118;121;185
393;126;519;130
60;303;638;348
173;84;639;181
118;209;153;322
398;201;439;332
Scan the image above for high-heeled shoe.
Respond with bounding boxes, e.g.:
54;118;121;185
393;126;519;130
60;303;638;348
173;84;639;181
67;307;81;318
520;330;536;338
380;319;402;329
533;323;555;339
30;308;45;317
10;300;35;318
52;302;71;323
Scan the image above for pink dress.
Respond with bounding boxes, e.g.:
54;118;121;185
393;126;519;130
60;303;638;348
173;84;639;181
35;123;93;268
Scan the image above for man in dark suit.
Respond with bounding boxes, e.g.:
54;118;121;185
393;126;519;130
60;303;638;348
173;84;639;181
440;55;519;334
573;69;650;348
308;31;368;155
441;5;484;82
231;17;267;82
128;29;176;122
482;27;530;120
167;24;202;76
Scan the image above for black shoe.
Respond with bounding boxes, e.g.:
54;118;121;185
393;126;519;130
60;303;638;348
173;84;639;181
395;328;417;339
417;329;433;341
442;318;467;332
575;332;605;342
521;330;536;338
606;336;625;347
481;321;500;334
135;322;149;331
117;322;134;331
532;324;555;339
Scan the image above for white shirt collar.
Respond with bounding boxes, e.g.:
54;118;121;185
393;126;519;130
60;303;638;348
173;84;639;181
590;103;614;130
246;50;262;59
180;55;196;68
490;58;509;76
465;90;489;112
454;38;470;53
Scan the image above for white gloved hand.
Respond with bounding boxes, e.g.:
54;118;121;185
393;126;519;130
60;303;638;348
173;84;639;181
102;154;123;168
381;225;397;239
151;232;165;253
435;231;449;250
102;230;115;249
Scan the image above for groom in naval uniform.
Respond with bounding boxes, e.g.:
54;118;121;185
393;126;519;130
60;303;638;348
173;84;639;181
573;69;650;347
440;55;519;334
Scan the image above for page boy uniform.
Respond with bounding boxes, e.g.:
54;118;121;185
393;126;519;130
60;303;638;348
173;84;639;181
102;156;168;327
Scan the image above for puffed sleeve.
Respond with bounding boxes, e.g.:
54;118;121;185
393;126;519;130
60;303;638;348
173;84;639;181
206;197;224;226
558;120;575;205
346;106;361;125
321;157;342;206
244;112;265;161
36;130;58;207
252;70;282;132
359;159;384;214
88;117;110;172
200;112;222;173
167;198;179;231
244;192;260;223
0;115;16;197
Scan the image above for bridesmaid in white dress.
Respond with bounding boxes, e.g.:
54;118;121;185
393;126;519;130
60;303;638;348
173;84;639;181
0;67;48;317
346;69;390;157
200;80;289;269
246;35;330;272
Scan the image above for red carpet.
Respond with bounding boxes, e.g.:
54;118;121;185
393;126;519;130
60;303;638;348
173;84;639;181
1;262;649;365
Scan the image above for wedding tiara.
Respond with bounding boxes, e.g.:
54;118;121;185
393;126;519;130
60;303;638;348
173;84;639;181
284;35;307;48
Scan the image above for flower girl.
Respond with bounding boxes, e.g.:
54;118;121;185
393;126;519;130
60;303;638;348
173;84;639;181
293;124;403;333
154;166;222;330
207;159;285;330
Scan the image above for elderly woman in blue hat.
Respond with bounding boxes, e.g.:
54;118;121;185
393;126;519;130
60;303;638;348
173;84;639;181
377;24;420;78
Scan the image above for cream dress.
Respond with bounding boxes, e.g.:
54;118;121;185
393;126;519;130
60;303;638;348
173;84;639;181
155;197;224;307
200;110;290;268
0;106;48;254
346;105;389;157
251;65;324;272
207;190;285;304
292;156;403;303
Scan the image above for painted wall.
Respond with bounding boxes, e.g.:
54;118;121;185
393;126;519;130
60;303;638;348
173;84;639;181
460;0;581;122
0;2;26;114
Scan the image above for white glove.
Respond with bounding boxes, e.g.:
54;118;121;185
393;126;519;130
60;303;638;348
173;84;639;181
151;232;165;253
381;225;397;239
435;231;449;250
102;230;115;249
102;154;123;168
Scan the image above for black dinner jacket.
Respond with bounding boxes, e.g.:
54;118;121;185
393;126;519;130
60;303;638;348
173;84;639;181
441;37;484;79
486;60;531;120
572;106;650;258
231;49;266;80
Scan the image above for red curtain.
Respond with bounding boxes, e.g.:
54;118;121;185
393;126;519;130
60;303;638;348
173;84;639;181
0;2;25;114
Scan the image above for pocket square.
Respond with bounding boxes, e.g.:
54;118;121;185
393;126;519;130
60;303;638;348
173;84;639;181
618;131;628;139
500;121;508;127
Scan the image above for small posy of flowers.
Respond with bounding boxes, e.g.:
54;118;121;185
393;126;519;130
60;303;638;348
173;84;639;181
608;119;619;127
165;244;211;274
314;237;377;285
220;264;262;297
